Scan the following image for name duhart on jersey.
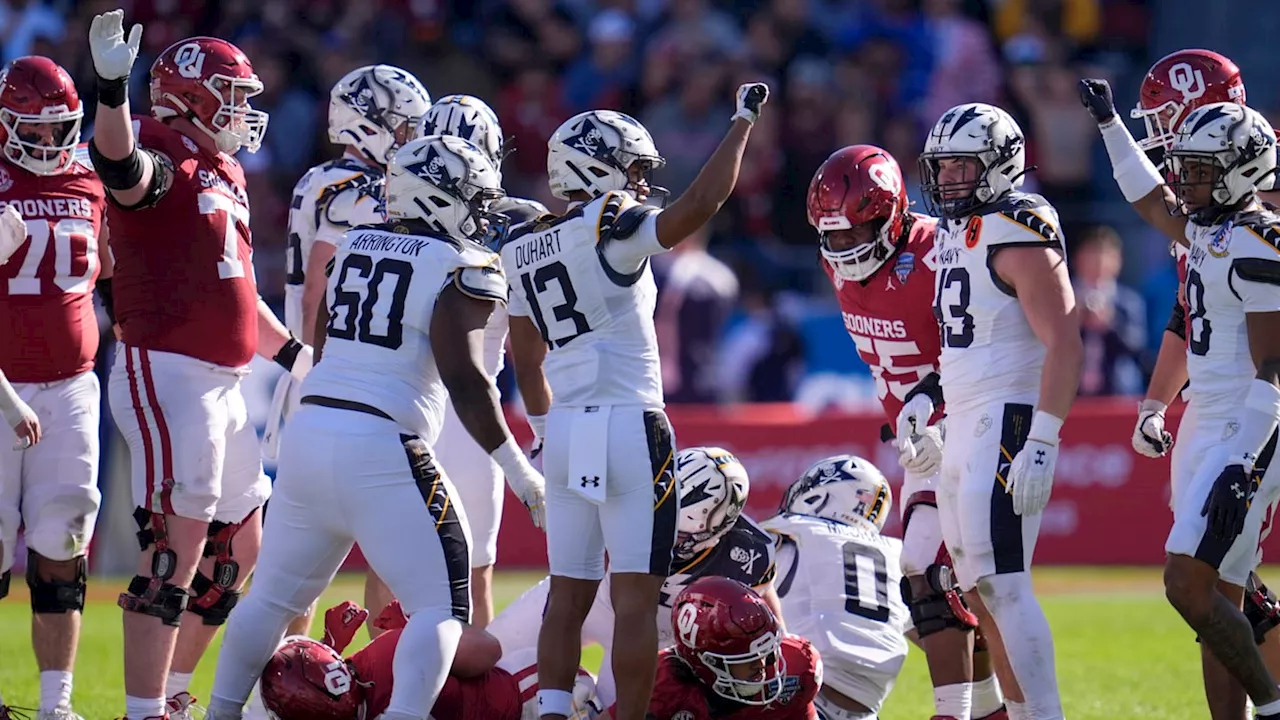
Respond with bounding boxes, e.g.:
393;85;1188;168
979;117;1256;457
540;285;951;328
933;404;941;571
501;191;664;407
933;193;1064;409
305;224;504;441
1184;209;1280;417
285;156;386;336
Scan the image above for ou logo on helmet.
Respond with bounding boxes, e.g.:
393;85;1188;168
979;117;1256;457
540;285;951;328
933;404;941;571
174;43;207;80
321;659;353;695
1168;62;1206;103
868;162;900;195
676;602;700;647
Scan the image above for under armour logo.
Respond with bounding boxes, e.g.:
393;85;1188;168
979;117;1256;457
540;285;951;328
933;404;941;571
1034;450;1046;466
1233;482;1245;500
581;476;600;488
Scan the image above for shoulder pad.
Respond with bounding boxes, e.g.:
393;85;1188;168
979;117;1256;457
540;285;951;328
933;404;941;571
597;191;657;243
988;204;1063;248
318;172;383;227
1235;209;1280;250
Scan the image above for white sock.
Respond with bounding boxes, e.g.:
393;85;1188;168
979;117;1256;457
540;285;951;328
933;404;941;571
934;682;973;718
39;670;74;711
972;675;1005;717
166;670;194;699
125;694;166;719
383;611;462;717
1256;697;1280;716
978;573;1063;719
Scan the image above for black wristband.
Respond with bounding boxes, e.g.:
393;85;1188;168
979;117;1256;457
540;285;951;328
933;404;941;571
95;277;116;325
903;371;945;409
274;337;304;372
97;76;128;109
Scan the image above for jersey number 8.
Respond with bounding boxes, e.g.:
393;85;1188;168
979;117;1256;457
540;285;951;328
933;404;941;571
1185;268;1211;356
327;253;414;349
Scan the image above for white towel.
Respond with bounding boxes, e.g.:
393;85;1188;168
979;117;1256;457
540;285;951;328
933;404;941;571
568;406;611;504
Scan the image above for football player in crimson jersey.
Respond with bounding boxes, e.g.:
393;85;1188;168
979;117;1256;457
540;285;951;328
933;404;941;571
627;576;819;720
1088;50;1280;720
85;11;314;720
0;55;112;720
806;145;1007;720
254;601;604;720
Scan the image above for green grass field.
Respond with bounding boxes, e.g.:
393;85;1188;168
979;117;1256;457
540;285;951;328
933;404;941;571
0;566;1222;719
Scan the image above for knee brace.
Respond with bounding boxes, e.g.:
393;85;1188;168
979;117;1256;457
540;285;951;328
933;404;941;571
1246;572;1280;645
26;550;87;613
187;516;246;625
0;569;9;599
118;508;189;626
901;564;979;638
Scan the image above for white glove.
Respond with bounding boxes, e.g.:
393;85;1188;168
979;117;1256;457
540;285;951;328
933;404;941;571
89;10;143;81
1007;412;1064;516
894;392;935;468
0;372;40;450
1132;398;1173;458
0;204;26;266
902;424;944;476
492;437;547;529
731;83;770;125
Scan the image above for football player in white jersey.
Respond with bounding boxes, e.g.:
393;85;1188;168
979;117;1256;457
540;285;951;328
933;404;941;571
1080;80;1280;719
896;102;1083;720
486;446;783;708
418;93;549;628
761;455;909;720
265;64;430;641
501;82;768;720
203;134;546;720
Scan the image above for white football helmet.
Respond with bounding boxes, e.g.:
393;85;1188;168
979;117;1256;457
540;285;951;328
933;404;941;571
386;135;505;242
1168;102;1277;217
779;454;892;531
329;65;432;165
919;102;1026;218
547;110;665;200
675;447;750;559
419;94;505;171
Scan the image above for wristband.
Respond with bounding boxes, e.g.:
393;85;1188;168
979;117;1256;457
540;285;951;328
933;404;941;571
1028;411;1064;444
1139;398;1167;415
528;414;546;441
490;436;526;476
97;76;128;108
274;337;314;381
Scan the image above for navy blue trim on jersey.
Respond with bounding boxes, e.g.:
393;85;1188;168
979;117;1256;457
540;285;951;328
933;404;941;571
992;403;1033;575
403;434;472;623
502;204;587;249
647;410;679;578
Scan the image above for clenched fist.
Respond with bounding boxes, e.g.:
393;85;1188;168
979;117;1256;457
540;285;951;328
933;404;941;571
732;83;770;125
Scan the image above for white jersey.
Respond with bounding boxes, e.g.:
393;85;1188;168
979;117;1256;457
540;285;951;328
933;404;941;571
1183;208;1280;419
933;193;1065;410
761;512;908;712
301;223;505;440
285;155;386;337
501;191;668;408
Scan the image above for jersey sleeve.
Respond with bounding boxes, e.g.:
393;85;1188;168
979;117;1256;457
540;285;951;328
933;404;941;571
740;517;779;589
316;183;372;246
451;260;507;305
778;636;822;719
986;196;1065;251
597;192;666;276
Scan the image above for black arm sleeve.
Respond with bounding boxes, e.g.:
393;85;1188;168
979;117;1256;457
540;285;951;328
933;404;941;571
95;277;115;325
88;140;171;210
1165;298;1187;341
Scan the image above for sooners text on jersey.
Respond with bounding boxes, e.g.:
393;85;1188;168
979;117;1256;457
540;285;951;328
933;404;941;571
108;116;258;367
0;150;105;382
824;214;941;421
624;635;821;720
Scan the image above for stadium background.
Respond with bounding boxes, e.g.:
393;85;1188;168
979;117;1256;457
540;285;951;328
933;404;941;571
7;0;1280;569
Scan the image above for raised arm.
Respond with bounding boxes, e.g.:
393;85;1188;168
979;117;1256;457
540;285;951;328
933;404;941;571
653;84;768;249
87;11;161;209
1079;79;1188;246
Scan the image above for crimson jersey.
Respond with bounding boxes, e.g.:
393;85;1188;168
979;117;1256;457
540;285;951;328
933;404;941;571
347;629;523;720
822;215;942;421
107;116;258;367
622;636;821;720
0;153;106;382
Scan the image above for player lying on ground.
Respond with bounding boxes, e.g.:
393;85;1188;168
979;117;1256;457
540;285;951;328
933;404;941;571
806;144;1007;720
1080;76;1280;718
255;600;604;720
487;446;784;707
619;575;820;720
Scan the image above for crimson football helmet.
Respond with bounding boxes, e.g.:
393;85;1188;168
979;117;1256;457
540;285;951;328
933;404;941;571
1131;49;1245;155
0;56;83;175
807;144;910;282
150;37;268;155
259;636;364;720
672;576;786;706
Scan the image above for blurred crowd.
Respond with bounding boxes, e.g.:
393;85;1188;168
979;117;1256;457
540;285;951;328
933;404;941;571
6;0;1171;403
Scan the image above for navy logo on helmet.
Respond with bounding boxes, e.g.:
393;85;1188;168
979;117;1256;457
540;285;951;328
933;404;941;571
566;118;610;159
406;146;455;190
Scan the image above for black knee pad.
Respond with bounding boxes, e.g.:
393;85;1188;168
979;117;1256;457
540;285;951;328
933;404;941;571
902;564;979;638
119;574;189;626
26;550;87;613
1246;572;1280;645
0;569;10;600
188;569;241;625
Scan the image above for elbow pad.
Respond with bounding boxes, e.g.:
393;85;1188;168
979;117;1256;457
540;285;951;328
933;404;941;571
96;277;116;325
88;139;144;191
1165;299;1187;341
903;371;945;408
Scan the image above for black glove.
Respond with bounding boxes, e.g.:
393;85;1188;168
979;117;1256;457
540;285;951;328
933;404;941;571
1201;464;1253;542
1078;78;1117;125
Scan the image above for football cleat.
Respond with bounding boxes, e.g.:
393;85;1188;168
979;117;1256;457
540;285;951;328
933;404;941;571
0;705;33;720
165;693;203;720
976;708;1010;720
36;710;84;720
